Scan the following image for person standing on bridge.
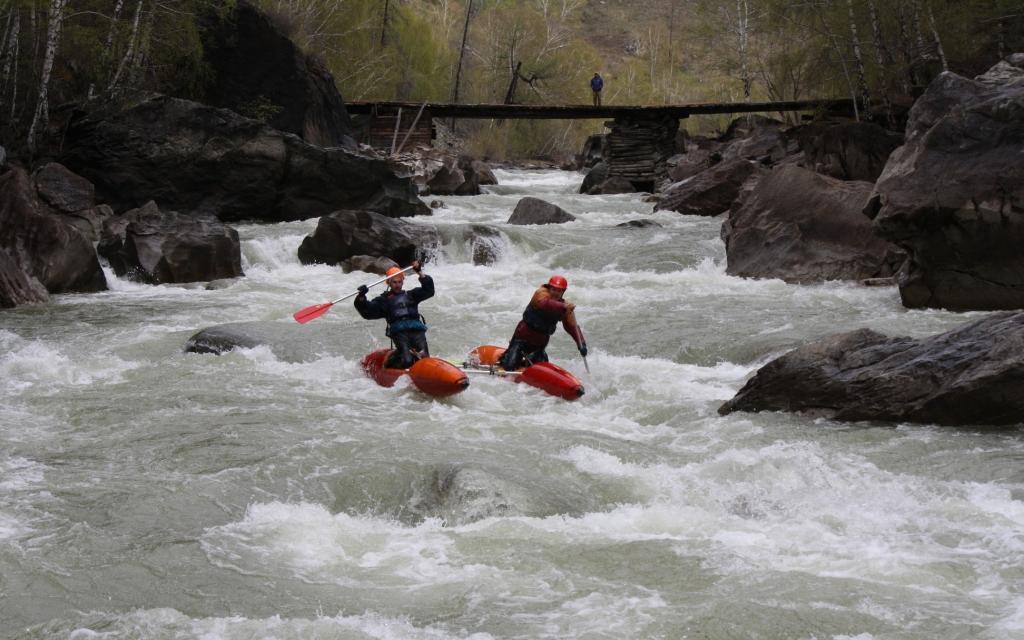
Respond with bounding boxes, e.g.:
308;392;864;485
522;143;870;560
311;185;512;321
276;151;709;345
498;275;587;371
590;73;604;106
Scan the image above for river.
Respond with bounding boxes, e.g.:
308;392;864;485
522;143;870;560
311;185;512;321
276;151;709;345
2;170;1023;639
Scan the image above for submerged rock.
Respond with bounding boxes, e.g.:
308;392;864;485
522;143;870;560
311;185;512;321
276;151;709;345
184;321;343;361
719;311;1024;427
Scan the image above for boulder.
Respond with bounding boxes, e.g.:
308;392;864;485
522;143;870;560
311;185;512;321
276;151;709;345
426;163;467;195
578;134;607;168
297;209;438;266
722;165;903;283
865;56;1024;310
464;224;503;265
199;0;354;148
62;94;429;223
340;255;399;275
666;149;718;183
0;248;49;308
792;121;903;182
464;156;497;186
61;204;114;243
0;168;107;296
579;162;608;194
98;201;244;284
33;162;95;213
719;124;794;165
587;177;636;195
718;311;1024;427
507;197;576;225
656;158;764;216
185;321;342;361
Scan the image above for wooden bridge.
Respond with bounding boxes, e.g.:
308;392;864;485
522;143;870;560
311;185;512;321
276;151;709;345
347;98;856;189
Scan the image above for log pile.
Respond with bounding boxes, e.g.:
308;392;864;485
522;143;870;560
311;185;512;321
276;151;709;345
605;115;679;190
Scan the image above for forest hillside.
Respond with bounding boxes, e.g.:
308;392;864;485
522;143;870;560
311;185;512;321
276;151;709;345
1;0;1022;159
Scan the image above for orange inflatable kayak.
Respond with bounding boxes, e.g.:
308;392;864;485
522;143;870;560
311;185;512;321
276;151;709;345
361;349;469;397
463;345;585;401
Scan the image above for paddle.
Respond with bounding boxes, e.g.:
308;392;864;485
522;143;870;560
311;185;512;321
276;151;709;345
578;324;591;374
292;265;415;324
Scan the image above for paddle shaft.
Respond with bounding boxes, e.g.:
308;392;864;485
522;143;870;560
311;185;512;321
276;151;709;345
330;265;416;305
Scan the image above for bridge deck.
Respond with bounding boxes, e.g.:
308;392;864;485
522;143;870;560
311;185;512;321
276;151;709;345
345;99;854;119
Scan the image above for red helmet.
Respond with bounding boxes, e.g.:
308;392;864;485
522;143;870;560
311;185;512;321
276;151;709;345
547;275;568;289
386;266;403;278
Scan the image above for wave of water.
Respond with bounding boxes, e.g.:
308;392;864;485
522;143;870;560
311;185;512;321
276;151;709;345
3;169;1023;639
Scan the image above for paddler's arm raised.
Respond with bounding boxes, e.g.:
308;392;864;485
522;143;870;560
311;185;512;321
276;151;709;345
409;260;434;302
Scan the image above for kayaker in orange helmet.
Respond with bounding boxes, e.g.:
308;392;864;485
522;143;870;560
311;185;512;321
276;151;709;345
354;260;434;368
498;274;587;371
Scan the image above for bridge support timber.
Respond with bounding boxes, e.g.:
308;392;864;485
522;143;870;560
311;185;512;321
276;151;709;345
605;114;680;191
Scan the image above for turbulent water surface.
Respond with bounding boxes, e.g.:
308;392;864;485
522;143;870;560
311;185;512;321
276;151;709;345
2;170;1023;639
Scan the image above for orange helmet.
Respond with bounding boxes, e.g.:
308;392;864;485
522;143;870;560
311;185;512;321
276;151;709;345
385;266;403;278
547;275;568;289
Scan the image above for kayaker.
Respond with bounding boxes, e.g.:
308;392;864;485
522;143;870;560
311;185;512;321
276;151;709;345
354;261;433;368
498;275;587;371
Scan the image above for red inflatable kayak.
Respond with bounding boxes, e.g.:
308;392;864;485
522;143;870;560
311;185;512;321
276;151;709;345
361;349;469;397
463;345;584;401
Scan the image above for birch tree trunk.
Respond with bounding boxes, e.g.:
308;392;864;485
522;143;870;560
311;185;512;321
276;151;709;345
924;0;948;71
737;0;751;101
104;0;125;51
846;0;871;112
1;13;20;120
107;0;143;95
26;0;67;153
380;0;389;46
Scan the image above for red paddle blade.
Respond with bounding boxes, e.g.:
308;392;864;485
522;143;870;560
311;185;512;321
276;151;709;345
293;301;333;324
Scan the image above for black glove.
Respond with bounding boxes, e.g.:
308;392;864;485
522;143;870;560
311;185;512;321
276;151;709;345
412;260;422;274
357;285;369;296
579;343;588;357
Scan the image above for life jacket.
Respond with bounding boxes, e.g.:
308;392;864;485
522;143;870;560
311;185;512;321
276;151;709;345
521;287;564;335
383;291;427;335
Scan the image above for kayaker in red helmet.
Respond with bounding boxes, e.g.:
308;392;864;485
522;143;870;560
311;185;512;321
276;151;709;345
498;274;587;371
354;260;433;368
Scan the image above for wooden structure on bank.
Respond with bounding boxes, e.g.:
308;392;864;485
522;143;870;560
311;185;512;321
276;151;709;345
347;99;856;188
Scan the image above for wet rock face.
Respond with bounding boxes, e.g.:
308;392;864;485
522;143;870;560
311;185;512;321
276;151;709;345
62;94;429;223
719;311;1024;428
722;164;904;283
657;158;764;217
0;167;107;299
98;201;244;284
0;248;49;308
866;55;1024;310
507;197;576;225
297;209;438;266
792;121;903;182
199;0;354;148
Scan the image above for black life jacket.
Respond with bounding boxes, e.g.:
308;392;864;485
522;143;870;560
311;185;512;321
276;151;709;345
522;301;560;335
383;291;426;335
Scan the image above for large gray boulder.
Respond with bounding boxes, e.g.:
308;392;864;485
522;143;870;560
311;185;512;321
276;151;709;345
722;165;903;283
0;167;106;298
297;209;439;266
0;248;49;308
865;55;1024;310
656;158;764;217
62;94;429;223
719;311;1024;427
507;197;576;225
98;201;244;284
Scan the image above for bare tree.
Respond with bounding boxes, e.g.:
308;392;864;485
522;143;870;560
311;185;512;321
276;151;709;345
26;0;68;153
107;0;144;95
1;11;20;121
380;0;389;46
846;0;871;111
451;0;473;104
924;0;947;71
737;0;751;100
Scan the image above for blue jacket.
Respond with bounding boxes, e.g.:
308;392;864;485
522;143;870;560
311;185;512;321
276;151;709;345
591;76;604;91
